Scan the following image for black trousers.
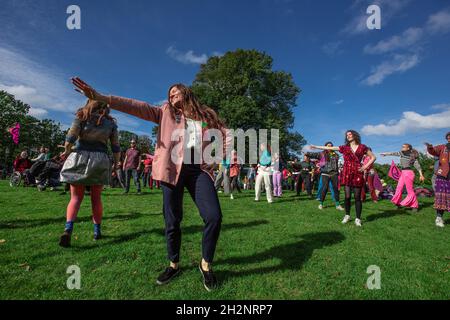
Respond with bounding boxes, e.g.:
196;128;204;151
230;175;242;193
320;174;340;203
161;164;222;264
296;173;312;196
142;171;150;188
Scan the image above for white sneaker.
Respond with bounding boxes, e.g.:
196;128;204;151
230;194;234;200
355;218;362;227
336;205;345;211
435;217;445;228
318;204;323;210
341;215;351;224
254;198;259;202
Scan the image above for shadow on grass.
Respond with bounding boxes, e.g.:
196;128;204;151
78;220;269;250
418;201;435;210
73;230;150;250
4;220;271;264
147;220;270;237
273;197;309;204
105;192;160;197
212;231;345;281
0;211;150;230
365;209;410;223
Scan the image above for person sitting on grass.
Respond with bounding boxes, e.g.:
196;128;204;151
13;151;32;174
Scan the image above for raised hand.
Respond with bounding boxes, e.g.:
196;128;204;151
71;77;100;100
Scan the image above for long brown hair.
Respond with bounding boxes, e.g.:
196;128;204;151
167;84;225;129
345;130;361;146
76;100;114;126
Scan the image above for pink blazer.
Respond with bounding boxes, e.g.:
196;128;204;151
109;96;232;186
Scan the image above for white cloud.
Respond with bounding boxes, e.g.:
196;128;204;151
0;45;83;113
322;41;343;56
342;15;369;36
361;105;450;136
28;107;48;118
166;46;208;65
431;103;450;110
363;27;424;54
341;0;411;36
363;10;450;56
334;99;344;105
360;9;450;85
212;51;225;57
111;112;141;128
361;53;420;86
166;46;224;65
426;10;450;34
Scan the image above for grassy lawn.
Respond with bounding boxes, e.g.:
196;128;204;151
0;180;449;300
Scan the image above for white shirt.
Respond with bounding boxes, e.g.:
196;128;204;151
185;118;202;149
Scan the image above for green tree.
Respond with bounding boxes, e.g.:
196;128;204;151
0;91;66;166
118;130;138;152
191;49;305;160
137;135;154;154
118;130;154;154
0;91;30;165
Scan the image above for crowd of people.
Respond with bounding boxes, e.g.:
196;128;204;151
2;76;448;292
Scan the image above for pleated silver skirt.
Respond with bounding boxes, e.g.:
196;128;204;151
60;151;111;185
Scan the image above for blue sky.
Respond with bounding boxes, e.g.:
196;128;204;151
1;0;449;162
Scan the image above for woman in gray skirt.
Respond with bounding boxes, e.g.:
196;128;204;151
59;100;121;247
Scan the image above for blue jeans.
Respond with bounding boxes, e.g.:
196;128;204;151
125;169;141;193
316;175;336;201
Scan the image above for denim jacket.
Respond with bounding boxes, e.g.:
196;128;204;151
66;113;120;154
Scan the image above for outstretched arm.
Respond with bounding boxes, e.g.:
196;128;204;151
380;152;400;157
425;142;442;157
71;77;162;124
310;145;339;151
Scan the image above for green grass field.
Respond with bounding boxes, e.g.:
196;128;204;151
0;180;449;300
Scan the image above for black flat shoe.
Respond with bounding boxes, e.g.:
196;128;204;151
59;231;71;248
156;267;181;285
199;263;218;292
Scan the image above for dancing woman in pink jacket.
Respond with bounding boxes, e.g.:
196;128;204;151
72;77;231;292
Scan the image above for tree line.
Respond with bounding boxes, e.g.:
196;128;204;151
0;90;153;169
1;49;306;168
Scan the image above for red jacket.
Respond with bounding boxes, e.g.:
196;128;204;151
427;144;449;178
13;157;32;173
229;155;240;178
